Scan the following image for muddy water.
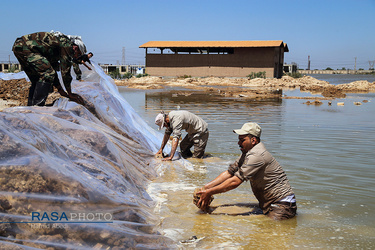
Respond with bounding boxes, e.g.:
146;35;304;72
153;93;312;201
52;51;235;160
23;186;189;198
120;87;375;249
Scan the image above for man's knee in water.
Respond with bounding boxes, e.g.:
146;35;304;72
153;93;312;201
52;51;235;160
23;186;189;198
181;150;193;158
192;150;205;159
266;203;297;220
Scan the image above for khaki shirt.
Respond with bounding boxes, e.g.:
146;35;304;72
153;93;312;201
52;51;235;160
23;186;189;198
228;142;294;212
165;110;208;139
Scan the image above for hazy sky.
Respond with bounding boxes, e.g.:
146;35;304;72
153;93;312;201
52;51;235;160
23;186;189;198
1;0;374;70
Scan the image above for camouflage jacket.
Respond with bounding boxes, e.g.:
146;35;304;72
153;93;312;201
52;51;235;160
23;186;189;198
21;32;75;93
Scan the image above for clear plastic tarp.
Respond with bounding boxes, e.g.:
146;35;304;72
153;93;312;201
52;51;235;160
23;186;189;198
0;63;191;249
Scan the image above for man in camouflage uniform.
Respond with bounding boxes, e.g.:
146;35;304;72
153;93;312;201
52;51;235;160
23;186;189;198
12;32;85;106
72;52;94;81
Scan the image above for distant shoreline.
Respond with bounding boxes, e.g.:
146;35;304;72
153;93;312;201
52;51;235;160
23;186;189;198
1;75;374;111
298;69;375;75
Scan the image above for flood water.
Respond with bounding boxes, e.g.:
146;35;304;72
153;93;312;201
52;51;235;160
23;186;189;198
120;80;375;249
307;74;375;85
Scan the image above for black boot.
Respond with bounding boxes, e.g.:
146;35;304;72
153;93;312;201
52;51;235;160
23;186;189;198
31;81;52;106
27;82;37;106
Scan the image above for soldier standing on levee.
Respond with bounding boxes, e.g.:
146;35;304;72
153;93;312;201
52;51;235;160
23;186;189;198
12;31;86;106
72;52;94;81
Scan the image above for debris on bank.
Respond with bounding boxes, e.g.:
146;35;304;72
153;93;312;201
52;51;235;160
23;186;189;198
115;75;375;100
303;100;323;105
2;75;375;110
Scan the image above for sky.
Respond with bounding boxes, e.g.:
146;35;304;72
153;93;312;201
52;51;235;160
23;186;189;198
1;0;374;70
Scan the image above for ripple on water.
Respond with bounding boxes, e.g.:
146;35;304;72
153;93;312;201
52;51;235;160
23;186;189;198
121;88;375;249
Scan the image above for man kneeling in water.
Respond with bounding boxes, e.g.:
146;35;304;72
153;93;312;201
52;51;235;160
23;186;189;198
196;122;297;220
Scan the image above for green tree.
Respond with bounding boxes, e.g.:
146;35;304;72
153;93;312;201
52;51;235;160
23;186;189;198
122;72;133;79
135;73;149;78
247;71;266;79
108;68;121;79
285;72;302;78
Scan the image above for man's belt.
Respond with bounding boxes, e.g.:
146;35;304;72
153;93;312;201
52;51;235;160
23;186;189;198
275;201;296;206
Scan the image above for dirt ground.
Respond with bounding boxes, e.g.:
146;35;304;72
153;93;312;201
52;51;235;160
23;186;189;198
116;75;374;103
0;79;60;109
0;79;30;106
1;75;374;110
115;76;375;94
116;75;375;94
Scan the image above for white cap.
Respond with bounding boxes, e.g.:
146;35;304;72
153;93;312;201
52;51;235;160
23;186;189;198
233;122;261;137
51;31;86;54
155;112;165;130
69;36;87;54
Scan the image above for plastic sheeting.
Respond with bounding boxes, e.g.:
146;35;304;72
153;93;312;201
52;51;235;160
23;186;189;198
0;71;29;81
0;63;190;249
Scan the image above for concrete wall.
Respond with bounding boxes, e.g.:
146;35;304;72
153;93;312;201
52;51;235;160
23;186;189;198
299;69;375;75
0;63;21;73
145;47;285;78
145;66;275;78
99;64;145;75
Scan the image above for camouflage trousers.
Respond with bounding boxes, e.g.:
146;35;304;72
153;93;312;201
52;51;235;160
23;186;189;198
72;63;82;80
180;130;209;158
12;37;56;106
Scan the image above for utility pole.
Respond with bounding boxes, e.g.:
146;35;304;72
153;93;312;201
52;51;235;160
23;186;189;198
307;55;310;70
369;60;375;70
8;55;12;71
354;57;357;71
122;47;125;65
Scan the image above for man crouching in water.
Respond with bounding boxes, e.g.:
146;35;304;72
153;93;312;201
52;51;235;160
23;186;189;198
197;122;297;220
155;110;209;161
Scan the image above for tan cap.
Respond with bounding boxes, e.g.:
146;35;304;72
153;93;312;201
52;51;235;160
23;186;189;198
233;122;261;137
155;112;165;130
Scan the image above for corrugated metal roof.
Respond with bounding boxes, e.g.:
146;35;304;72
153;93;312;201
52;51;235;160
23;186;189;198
284;43;289;52
139;40;285;48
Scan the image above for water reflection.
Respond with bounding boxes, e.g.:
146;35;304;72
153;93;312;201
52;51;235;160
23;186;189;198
142;90;284;157
120;87;375;249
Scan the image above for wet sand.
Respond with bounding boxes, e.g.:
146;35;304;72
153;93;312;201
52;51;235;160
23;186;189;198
115;75;375;95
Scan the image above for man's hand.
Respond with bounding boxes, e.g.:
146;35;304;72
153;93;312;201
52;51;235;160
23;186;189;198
197;188;214;211
162;156;173;161
68;93;85;105
193;187;204;207
155;150;165;159
83;62;92;70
